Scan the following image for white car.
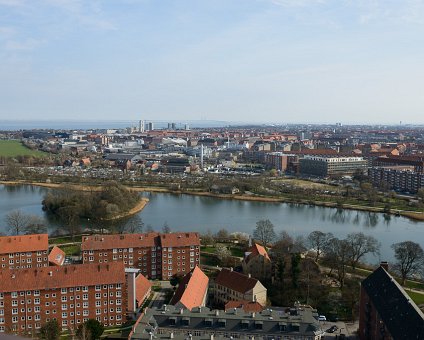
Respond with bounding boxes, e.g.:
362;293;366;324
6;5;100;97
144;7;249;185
318;315;326;321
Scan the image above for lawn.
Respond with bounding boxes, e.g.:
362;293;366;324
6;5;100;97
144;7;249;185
0;140;46;157
406;290;424;305
60;245;80;256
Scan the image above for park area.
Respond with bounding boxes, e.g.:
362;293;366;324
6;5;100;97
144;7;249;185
0;140;46;157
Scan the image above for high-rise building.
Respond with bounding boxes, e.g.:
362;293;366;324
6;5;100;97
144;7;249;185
138;120;145;133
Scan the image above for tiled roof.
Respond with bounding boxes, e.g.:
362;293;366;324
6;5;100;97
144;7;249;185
81;233;160;250
0;262;126;292
225;300;264;313
170;266;209;310
246;243;270;263
136;274;152;307
48;246;66;266
0;234;48;254
215;268;259;294
81;232;199;251
160;232;200;248
362;266;424;339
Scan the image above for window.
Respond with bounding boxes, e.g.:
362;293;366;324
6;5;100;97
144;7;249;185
11;292;17;298
61;288;67;294
61;296;67;302
34;298;40;305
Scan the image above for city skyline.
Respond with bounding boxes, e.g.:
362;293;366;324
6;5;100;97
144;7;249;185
1;0;424;124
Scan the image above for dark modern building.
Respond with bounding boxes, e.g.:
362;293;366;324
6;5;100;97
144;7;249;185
359;263;424;340
129;305;324;340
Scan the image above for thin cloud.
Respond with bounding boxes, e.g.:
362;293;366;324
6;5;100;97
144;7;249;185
4;38;44;51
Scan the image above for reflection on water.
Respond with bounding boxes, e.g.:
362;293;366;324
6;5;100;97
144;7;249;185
1;185;424;263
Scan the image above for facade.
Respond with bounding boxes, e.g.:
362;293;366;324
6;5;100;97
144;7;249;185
368;166;424;193
126;268;152;314
359;263;424;340
299;156;367;177
170;266;209;311
81;232;200;280
0;234;49;270
129;305;323;340
213;268;267;307
242;243;272;280
0;262;127;335
373;155;424;173
264;152;297;172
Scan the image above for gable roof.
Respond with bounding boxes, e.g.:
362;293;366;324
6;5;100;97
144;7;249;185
48;246;66;266
246;243;270;263
362;266;424;339
215;268;259;294
170;266;209;310
160;232;200;248
0;234;48;254
0;262;126;292
136;274;152;307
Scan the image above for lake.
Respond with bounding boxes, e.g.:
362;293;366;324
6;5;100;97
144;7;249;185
1;184;423;264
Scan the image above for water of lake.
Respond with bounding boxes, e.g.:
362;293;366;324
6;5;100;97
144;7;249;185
1;184;423;264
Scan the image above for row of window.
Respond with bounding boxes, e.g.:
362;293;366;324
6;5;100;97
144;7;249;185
1;251;47;260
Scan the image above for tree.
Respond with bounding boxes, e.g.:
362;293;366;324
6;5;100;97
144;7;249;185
162;221;171;234
307;230;334;262
121;215;144;234
324;238;351;289
201;230;216;246
291;253;301;288
216;229;229;239
170;274;181;289
346;232;380;269
418;188;424;201
253;219;276;248
76;319;104;340
25;215;47;234
215;244;231;265
392;241;424;285
39;320;60;340
5;209;30;235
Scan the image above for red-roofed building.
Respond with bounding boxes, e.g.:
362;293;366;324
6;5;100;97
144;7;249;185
242;243;272;280
81;232;200;280
213;268;267;307
0;262;127;336
0;234;49;270
170;266;209;310
224;300;264;313
48;246;65;266
135;274;151;308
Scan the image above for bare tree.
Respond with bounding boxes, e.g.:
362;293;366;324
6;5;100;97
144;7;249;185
5;210;31;235
324;238;351;289
121;215;144;234
25;215;47;234
307;230;334;262
346;232;380;269
253;219;276;248
392;241;424;285
162;221;171;234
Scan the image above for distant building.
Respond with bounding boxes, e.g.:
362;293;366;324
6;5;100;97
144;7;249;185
368;166;424;193
299;156;367;177
213;268;267;307
264;152;297;172
129;305;323;340
0;234;49;270
81;232;200;280
224;300;264;313
359;263;424;339
242;243;272;280
170;266;209;311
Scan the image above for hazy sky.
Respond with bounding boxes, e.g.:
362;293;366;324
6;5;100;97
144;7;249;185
1;0;424;124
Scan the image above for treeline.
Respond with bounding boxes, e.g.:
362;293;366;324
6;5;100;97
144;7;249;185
42;181;140;222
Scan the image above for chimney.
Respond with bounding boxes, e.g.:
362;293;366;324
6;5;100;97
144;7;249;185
380;261;389;271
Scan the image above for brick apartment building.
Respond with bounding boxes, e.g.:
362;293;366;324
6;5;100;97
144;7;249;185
0;234;49;270
0;262;127;336
81;232;200;280
368;166;424;193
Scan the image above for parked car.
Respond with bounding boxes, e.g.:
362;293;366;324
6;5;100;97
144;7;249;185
318;315;326;321
326;325;338;333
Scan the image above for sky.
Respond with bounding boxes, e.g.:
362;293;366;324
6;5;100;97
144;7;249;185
1;0;424;125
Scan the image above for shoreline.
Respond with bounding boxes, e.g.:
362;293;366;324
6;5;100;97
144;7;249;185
1;180;424;222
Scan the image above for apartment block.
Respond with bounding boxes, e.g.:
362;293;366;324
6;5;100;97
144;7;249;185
0;262;127;336
0;234;49;270
368;166;424;193
299;156;367;177
81;232;200;280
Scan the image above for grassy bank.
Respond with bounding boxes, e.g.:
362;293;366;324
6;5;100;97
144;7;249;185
0;140;46;157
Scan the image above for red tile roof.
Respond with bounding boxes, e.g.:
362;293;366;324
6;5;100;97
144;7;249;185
48;246;66;266
81;232;199;251
170;266;209;310
0;234;48;255
135;274;152;307
160;232;200;248
81;233;160;251
246;243;270;263
225;300;264;313
0;262;126;293
215;268;259;294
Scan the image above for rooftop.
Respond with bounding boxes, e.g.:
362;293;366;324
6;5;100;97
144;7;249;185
215;268;260;294
0;234;48;255
48;246;66;266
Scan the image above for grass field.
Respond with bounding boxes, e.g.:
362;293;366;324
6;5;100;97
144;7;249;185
0;140;46;157
406;290;424;305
